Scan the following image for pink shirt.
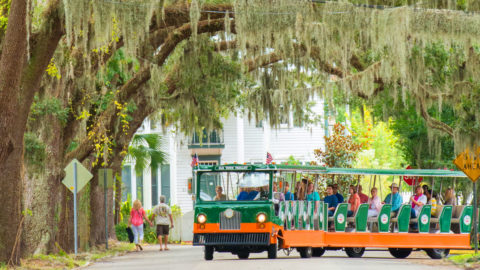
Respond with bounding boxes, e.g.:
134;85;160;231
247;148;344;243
130;208;146;226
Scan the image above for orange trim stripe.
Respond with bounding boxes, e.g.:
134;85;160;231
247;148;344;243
281;231;470;249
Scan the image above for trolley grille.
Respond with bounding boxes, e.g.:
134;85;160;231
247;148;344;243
219;210;241;230
193;233;270;246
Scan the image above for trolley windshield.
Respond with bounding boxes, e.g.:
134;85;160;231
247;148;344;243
198;171;271;201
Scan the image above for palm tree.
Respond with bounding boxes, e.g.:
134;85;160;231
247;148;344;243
125;133;168;175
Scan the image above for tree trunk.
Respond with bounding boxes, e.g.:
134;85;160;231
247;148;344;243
0;0;28;263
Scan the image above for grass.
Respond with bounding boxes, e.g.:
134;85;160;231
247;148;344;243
449;253;480;269
2;241;134;270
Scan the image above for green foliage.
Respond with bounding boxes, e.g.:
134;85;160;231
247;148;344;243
314;123;363;197
114;222;129;242
159;36;244;134
29;95;69;125
125;133;168;175
24;132;46;168
120;197;132;223
0;0;10;33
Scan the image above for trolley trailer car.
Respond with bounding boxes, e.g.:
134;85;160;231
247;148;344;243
192;164;472;260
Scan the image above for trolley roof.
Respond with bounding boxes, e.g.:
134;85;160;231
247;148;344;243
195;164;467;178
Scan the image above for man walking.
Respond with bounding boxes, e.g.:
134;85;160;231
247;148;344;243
151;195;174;251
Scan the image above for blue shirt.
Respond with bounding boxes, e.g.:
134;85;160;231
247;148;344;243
237;191;249;200
335;193;344;203
306;191;320;201
384;193;403;212
285;191;294;201
247;190;259;200
324;195;339;209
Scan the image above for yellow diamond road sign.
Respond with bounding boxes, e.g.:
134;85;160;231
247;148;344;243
62;159;93;193
453;147;480;182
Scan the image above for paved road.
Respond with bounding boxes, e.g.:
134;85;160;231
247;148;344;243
85;245;458;270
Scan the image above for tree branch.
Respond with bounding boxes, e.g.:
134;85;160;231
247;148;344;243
418;87;454;136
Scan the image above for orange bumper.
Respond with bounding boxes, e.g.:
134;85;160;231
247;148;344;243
193;222;283;244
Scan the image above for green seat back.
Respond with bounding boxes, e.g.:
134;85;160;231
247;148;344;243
378;204;392;233
323;202;329;231
334;203;349;232
305;201;311;230
439;205;453;233
279;201;285;222
355;204;369;232
317;201;324;231
460;205;473;234
397;204;411;233
294;200;300;229
418;205;431;233
285;201;292;230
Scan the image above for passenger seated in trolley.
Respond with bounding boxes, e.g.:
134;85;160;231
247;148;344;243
273;183;285;203
367;187;382;217
347;185;360;217
358;185;369;204
425;189;439;216
237;188;249;200
383;183;403;214
410;185;427;228
284;182;294;201
214;186;226;201
324;184;339;216
333;183;344;203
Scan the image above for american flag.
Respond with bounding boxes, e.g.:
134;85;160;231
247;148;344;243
266;152;273;164
191;153;199;167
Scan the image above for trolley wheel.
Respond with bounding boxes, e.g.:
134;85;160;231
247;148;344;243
268;242;278;259
388;248;412;259
204;246;214;261
345;247;365;258
312;248;326;257
237;251;250;259
424;248;450;259
298;247;312;258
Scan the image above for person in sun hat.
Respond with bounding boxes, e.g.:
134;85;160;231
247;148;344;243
383;183;403;214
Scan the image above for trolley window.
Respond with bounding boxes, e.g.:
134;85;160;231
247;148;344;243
198;172;270;201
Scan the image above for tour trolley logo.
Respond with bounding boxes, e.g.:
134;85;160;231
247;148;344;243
464;215;472;226
337;213;345;224
224;208;234;219
380;214;388;224
420;214;429;225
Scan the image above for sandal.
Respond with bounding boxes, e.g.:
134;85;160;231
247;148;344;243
138;244;143;251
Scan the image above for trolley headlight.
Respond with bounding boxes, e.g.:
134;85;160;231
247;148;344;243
257;213;267;223
197;214;207;224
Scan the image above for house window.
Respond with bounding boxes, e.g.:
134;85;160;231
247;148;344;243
136;172;143;206
161;164;171;203
255;119;263;128
151;166;158;206
121;165;132;202
150;119;158;131
198;161;218;166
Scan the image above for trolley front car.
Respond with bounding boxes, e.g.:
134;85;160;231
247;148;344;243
192;164;471;260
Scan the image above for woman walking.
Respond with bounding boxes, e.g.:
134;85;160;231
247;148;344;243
129;200;153;251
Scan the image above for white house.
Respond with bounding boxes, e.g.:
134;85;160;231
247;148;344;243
121;98;331;213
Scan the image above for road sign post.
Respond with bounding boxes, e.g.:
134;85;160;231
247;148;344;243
62;159;93;257
104;168;108;250
475;182;478;254
74;162;78;256
453;146;480;253
99;168;113;250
